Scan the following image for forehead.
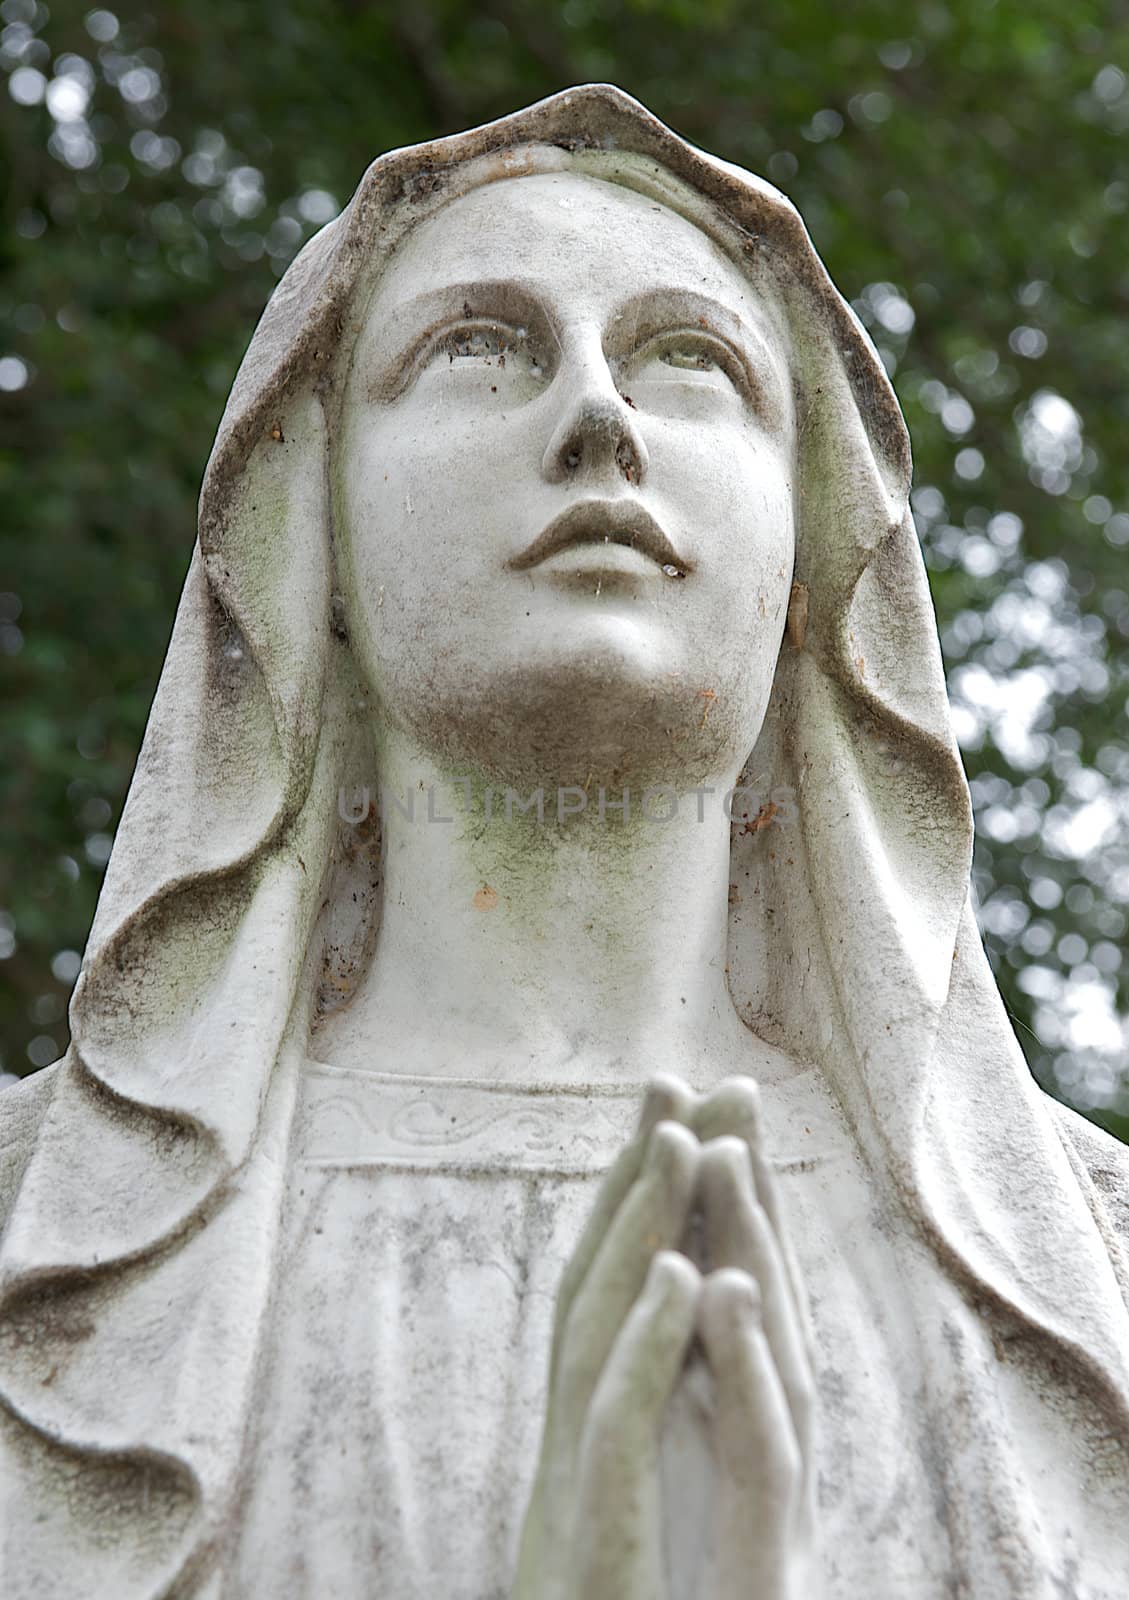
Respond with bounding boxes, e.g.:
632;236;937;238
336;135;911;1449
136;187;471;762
367;170;771;326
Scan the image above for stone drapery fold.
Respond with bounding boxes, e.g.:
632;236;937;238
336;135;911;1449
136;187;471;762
2;84;1127;1598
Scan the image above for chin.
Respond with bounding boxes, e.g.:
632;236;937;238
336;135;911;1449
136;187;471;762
395;638;755;795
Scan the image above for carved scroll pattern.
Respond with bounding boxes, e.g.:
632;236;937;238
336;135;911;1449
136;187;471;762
296;1062;642;1173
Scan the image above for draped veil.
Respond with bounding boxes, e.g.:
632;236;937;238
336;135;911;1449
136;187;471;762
2;84;1128;1599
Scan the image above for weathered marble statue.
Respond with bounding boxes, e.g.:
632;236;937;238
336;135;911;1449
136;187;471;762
3;84;1129;1599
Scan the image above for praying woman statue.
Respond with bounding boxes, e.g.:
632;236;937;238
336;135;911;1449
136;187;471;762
2;85;1128;1600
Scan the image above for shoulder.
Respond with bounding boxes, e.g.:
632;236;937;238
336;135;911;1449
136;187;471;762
0;1062;60;1236
1046;1094;1129;1253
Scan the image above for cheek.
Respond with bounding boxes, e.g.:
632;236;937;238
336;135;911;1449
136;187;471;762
646;410;792;506
684;427;795;654
718;424;794;576
337;408;529;694
342;399;541;570
645;417;794;586
339;413;470;607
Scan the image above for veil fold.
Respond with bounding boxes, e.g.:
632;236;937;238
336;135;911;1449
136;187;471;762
2;84;1127;1597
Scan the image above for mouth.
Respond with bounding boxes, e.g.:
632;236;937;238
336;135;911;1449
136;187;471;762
508;499;690;579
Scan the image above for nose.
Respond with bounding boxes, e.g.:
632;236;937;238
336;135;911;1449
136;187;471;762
541;334;649;487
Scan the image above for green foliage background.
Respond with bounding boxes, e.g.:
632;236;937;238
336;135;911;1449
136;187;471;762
2;0;1127;1137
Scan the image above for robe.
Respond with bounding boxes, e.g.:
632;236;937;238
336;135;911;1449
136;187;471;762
4;1054;1111;1596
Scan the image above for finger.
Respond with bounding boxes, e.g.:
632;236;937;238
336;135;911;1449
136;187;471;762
698;1269;803;1596
552;1075;697;1351
557;1121;698;1431
694;1077;782;1222
584;1250;701;1466
694;1079;783;1251
577;1252;700;1597
698;1138;814;1461
639;1072;699;1132
693;1077;809;1342
693;1075;762;1145
693;1078;772;1217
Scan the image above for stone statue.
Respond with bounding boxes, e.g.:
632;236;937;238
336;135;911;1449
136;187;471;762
2;84;1128;1600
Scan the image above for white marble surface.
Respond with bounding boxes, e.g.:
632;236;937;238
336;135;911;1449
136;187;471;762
2;83;1129;1600
216;1058;1108;1598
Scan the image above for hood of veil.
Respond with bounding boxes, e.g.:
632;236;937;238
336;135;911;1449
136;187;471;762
2;84;1128;1597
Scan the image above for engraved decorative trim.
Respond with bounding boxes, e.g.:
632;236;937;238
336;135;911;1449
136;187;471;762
295;1062;643;1173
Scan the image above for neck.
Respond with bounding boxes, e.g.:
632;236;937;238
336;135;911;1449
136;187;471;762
312;729;786;1086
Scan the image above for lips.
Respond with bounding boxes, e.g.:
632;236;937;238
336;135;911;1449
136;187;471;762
508;499;690;576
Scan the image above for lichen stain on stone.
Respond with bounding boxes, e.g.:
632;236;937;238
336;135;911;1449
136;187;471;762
316;801;383;1015
786;581;809;650
473;885;500;912
0;1404;197;1563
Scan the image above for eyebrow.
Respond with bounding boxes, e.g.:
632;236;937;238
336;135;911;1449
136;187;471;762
364;277;786;407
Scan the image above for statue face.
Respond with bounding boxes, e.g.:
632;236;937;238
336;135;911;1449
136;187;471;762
337;170;796;790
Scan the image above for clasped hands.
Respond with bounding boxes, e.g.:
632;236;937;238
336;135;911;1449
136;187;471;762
514;1075;816;1600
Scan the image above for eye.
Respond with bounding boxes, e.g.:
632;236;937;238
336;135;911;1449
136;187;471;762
659;345;726;373
432;320;549;383
625;330;750;397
